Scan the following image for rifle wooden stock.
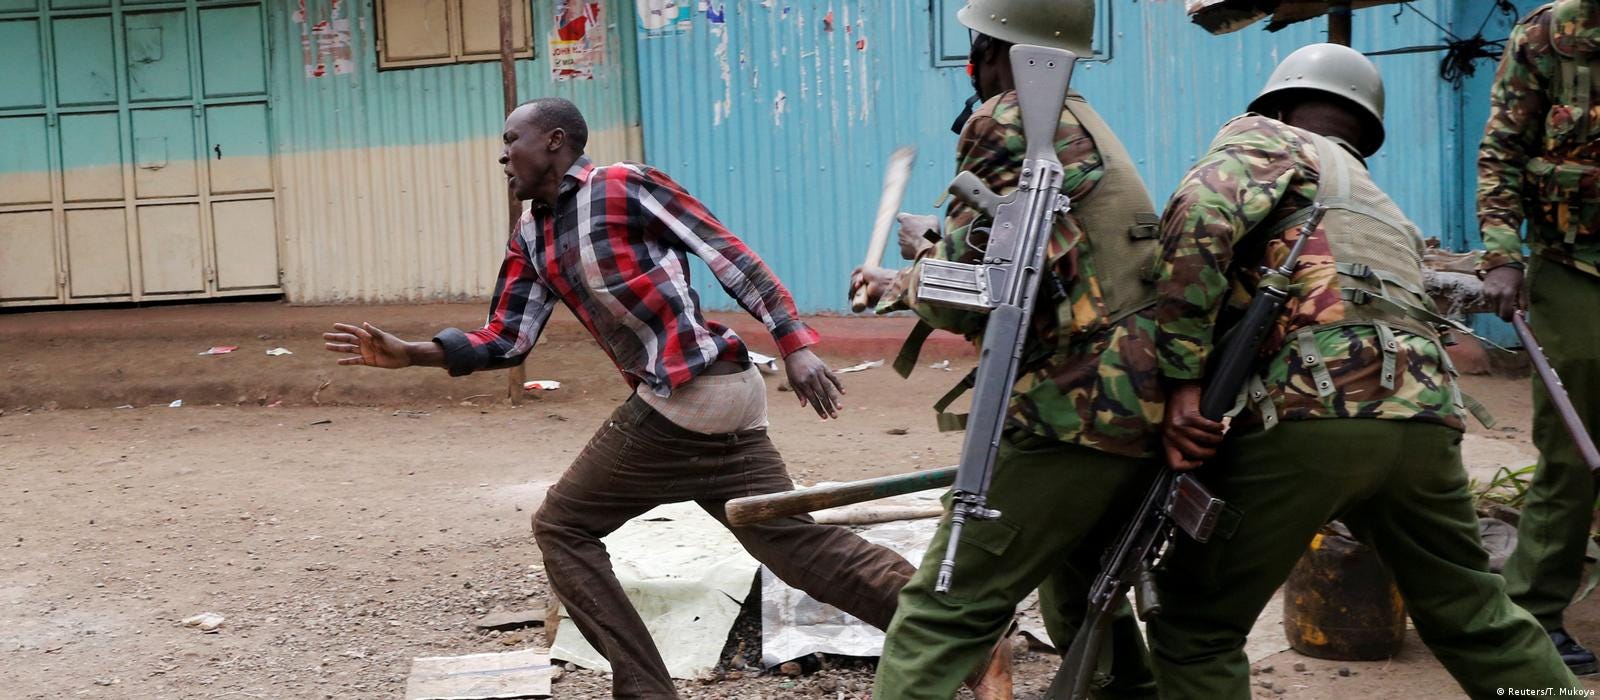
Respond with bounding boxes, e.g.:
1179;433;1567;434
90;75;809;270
1513;311;1600;473
725;466;956;526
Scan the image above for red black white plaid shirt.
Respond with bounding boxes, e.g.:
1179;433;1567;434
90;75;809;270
434;157;819;396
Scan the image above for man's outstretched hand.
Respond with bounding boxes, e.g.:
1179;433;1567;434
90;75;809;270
784;348;845;419
323;322;418;369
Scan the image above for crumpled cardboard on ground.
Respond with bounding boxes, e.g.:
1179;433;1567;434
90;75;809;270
404;648;554;699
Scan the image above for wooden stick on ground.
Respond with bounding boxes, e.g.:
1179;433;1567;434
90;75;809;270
726;465;956;526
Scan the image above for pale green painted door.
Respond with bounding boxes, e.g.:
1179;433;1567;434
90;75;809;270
0;0;276;306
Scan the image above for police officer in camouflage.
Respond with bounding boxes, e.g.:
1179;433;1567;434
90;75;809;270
1147;44;1582;699
1480;0;1600;675
851;1;1169;697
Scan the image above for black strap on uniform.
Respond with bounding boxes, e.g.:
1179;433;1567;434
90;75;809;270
951;94;980;135
933;370;978;432
893;321;936;378
930;344;1054;433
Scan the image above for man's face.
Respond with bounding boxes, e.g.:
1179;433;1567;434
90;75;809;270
499;107;564;203
969;33;1006;101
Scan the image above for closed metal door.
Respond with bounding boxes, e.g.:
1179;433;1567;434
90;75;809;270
0;0;277;307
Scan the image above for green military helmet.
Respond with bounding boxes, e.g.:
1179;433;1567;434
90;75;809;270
957;0;1094;56
1248;43;1386;156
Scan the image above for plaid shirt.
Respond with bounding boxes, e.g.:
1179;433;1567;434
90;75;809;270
434;157;819;396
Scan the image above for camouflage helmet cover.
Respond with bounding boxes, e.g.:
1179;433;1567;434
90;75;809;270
1248;42;1387;156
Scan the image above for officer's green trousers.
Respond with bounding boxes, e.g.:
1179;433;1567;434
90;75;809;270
873;432;1161;700
1504;256;1600;632
1146;419;1580;700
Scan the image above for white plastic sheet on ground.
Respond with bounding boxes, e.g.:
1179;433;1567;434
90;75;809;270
760;515;939;666
757;486;1297;667
549;487;1302;676
549;502;758;680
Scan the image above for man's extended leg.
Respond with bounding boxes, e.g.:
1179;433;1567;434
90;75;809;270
1503;259;1600;645
1342;421;1581;698
532;402;696;700
873;432;1159;700
1146;421;1385;700
695;426;914;630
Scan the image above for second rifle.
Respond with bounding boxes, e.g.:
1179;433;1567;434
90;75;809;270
1046;205;1329;700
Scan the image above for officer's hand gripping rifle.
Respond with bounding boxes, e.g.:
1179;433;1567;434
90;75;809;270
1046;205;1329;700
910;44;1078;594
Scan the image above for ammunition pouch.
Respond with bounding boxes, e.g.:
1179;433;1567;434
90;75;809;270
1525;157;1600;244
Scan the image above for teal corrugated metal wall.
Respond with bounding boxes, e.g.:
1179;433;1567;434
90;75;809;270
635;0;1507;313
268;0;640;153
637;1;968;312
264;0;645;302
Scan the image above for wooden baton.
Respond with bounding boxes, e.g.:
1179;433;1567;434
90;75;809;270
851;146;918;312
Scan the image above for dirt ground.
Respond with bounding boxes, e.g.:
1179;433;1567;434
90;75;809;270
3;301;1599;699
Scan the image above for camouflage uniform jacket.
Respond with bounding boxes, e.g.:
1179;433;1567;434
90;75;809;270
1479;2;1600;275
880;91;1166;458
1154;115;1465;431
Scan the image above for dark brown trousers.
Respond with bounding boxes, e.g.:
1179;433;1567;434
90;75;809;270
533;395;914;699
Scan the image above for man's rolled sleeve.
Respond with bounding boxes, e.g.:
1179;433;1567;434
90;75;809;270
432;327;489;377
432;232;556;377
771;320;820;357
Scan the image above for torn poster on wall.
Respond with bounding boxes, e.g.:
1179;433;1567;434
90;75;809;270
295;0;354;78
552;0;606;81
637;0;693;38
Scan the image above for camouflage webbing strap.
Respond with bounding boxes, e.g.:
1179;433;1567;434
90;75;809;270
1296;333;1338;398
1338;287;1474;337
1374;321;1400;390
1337;286;1497;426
1436;339;1498;429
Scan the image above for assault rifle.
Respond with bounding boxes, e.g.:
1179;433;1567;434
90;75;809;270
910;44;1078;594
1046;205;1329;700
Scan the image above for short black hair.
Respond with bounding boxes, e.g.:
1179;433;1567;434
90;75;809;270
970;32;1013;65
522;97;588;153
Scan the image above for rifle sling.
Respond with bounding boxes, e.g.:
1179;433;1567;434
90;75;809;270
932;348;1053;433
893;320;936;379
